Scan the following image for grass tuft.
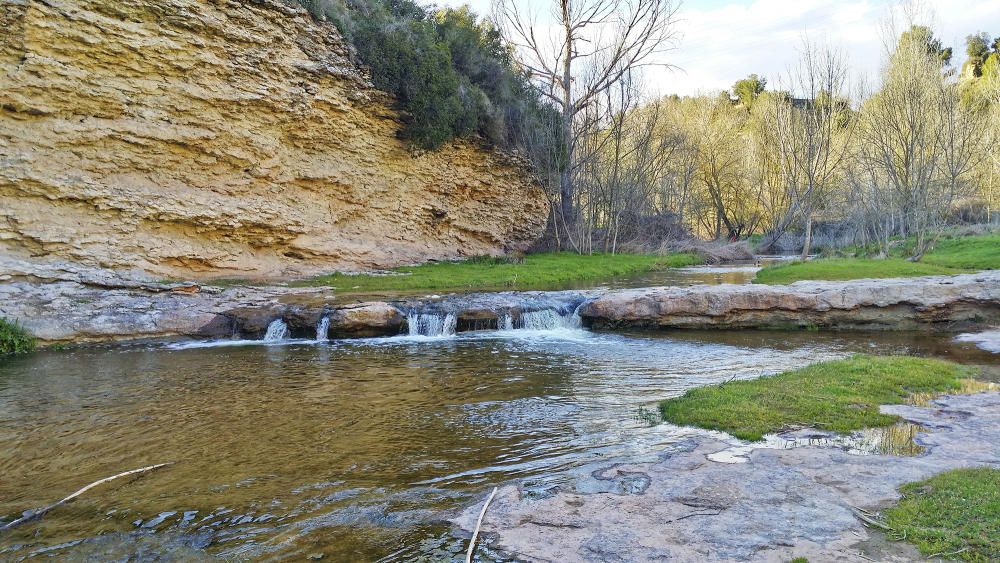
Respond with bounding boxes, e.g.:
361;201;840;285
659;356;973;441
885;467;1000;562
289;252;701;292
0;317;36;357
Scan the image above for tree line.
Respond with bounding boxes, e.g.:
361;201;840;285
295;0;999;258
521;10;1000;257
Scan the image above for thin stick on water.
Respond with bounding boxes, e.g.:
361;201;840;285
465;486;498;563
1;463;173;531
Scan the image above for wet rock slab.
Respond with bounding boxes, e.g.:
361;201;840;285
580;271;1000;331
454;392;1000;562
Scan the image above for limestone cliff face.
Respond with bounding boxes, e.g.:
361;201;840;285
0;0;549;280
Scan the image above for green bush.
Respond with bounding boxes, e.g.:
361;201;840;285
0;317;35;357
296;0;562;155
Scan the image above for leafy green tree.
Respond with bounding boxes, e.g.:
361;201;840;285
732;74;767;108
899;25;952;66
966;32;992;77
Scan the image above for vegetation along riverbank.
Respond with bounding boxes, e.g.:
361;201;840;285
659;356;980;441
884;467;1000;562
0;318;35;357
755;232;1000;284
289;252;701;292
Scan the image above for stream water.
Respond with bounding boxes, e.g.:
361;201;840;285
1;265;997;561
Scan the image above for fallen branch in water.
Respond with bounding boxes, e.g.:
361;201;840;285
465;486;498;563
1;463;173;531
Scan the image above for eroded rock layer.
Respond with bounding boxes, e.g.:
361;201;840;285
0;0;548;280
580;272;1000;331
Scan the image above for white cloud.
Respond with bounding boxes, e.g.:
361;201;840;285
437;0;1000;97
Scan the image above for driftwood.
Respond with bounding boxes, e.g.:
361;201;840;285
465;486;498;563
1;463;173;531
850;506;892;531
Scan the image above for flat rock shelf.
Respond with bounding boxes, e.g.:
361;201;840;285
453;392;1000;562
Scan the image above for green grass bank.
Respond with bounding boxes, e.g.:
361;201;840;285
754;233;1000;285
659;356;975;441
886;467;1000;562
290;252;701;292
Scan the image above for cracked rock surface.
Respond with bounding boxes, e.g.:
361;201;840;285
580;271;1000;331
454;392;1000;562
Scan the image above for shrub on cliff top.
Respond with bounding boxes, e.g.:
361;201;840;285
0;318;35;357
294;0;561;157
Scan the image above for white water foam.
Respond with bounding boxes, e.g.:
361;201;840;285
264;319;290;342
955;330;1000;354
407;313;458;338
316;316;330;341
488;307;588;341
515;308;582;331
167;318;301;350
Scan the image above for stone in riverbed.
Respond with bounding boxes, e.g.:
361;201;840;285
327;303;404;337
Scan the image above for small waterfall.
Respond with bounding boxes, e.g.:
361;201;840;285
518;309;582;330
407;313;457;337
498;306;583;331
316;316;330;341
499;314;514;331
263;319;289;341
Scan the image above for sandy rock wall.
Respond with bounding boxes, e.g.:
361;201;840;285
0;0;549;280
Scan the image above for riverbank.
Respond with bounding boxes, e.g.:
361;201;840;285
287;252;702;292
755;232;1000;285
454;390;1000;562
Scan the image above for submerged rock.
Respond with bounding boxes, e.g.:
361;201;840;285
580;271;1000;331
956;329;1000;354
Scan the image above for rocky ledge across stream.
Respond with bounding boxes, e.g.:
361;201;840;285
2;257;999;345
580;270;1000;331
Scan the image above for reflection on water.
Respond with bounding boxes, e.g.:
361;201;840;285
707;422;928;464
0;328;997;560
908;378;1000;407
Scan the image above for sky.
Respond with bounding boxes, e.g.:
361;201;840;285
436;0;1000;97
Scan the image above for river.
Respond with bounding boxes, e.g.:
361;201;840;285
1;264;996;560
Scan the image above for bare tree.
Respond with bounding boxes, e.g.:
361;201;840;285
764;40;854;257
492;0;679;241
860;16;950;258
